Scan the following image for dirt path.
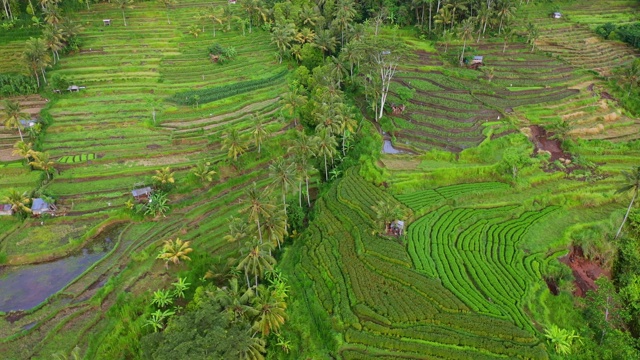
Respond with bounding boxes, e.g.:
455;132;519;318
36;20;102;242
528;125;570;162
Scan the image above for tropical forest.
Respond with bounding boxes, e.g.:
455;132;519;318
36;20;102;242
2;0;640;358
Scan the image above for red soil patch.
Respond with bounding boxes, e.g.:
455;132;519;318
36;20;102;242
529;125;570;162
559;246;610;297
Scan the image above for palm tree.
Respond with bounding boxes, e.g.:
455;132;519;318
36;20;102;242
313;29;337;59
252;285;287;336
2;189;31;216
615;166;640;240
203;5;223;37
313;128;338;181
241;182;276;244
295;27;315;45
496;0;515;34
526;22;539;52
224;216;253;248
434;6;453;35
621;59;640;98
52;346;81;360
238;334;266;360
501;26;516;53
268;158;296;213
191;160;216;185
152;166;175;191
43;25;64;64
295;160;315;207
270;22;296;63
334;0;356;47
445;0;467;29
222;3;235;31
3;100;27;142
29;151;55;180
162;0;175;24
12;141;33;163
476;5;491;41
116;0;134;27
156;238;193;269
242;0;265;34
371;200;403;232
250;114;269;154
279;87;307;125
43;4;62;29
2;0;14;21
236;239;276;291
335;106;357;156
222;128;248;163
261;207;288;249
457;18;475;64
22;37;51;87
215;277;258;321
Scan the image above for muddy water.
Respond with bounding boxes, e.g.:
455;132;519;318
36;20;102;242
0;224;123;313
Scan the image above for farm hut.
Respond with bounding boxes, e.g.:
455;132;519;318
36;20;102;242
132;187;153;201
390;220;405;236
471;56;484;65
228;0;236;3
67;85;80;92
31;198;55;216
103;19;111;26
553;12;562;19
19;119;38;128
0;204;13;216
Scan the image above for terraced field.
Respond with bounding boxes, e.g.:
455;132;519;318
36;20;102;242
386;41;589;152
285;168;549;359
0;1;291;357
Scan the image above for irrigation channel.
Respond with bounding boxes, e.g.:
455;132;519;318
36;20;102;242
383;140;405;154
0;224;124;313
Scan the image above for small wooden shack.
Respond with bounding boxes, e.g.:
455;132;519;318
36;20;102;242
553;12;562;19
471;56;484;65
19;119;38;128
0;204;13;216
31;198;55;216
228;0;236;3
103;19;111;26
132;187;153;201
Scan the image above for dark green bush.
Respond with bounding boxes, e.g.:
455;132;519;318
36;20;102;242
0;73;38;96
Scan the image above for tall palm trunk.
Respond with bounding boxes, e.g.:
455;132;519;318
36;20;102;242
615;189;637;240
298;181;302;207
323;153;328;181
306;177;311;207
166;11;171;24
122;10;127;26
17;127;24;142
256;218;263;243
460;38;467;64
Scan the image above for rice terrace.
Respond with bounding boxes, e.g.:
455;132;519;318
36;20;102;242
2;0;640;358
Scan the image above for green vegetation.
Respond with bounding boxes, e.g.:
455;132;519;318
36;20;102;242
1;0;640;359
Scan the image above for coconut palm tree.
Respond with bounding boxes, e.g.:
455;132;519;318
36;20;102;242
313;128;338;181
279;87;307;125
2;0;14;21
242;0;265;34
116;0;134;27
2;189;31;216
615;166;640;240
236;239;276;291
52;345;81;360
3;100;27;142
496;0;515;34
268;158;296;213
313;29;337;59
295;27;315;45
215;277;258;322
335;106;357;156
222;128;247;163
238;334;266;360
200;5;223;37
224;216;253;248
22;37;51;87
241;182;276;244
261;208;288;249
252;284;287;336
250;114;269;154
43;25;64;64
371;200;403;232
157;238;193;269
457;17;475;64
12;141;33;163
288;131;315;163
501;26;516;53
334;0;356;47
29;151;55;180
270;22;296;63
526;22;539;52
43;4;63;29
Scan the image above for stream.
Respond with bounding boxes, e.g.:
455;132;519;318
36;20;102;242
0;224;123;313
